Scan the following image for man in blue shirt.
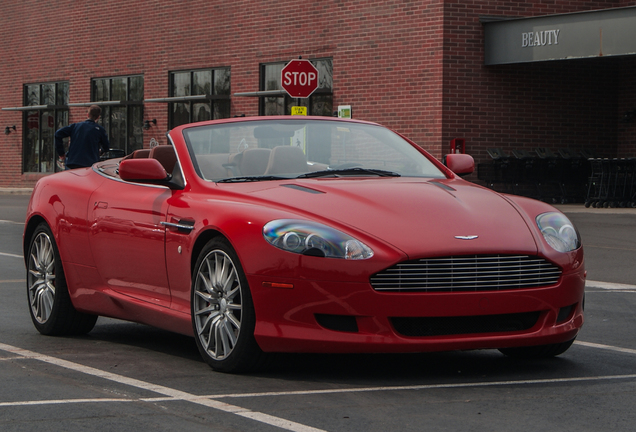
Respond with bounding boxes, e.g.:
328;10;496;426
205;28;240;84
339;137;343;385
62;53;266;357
55;105;110;169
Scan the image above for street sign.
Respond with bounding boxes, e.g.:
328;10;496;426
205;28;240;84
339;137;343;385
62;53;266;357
291;106;307;116
338;105;352;119
281;59;319;98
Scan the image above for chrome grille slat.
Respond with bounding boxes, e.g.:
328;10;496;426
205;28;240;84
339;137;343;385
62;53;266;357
377;268;561;277
370;255;561;292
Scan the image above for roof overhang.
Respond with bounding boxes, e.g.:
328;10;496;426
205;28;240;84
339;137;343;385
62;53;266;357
482;6;636;65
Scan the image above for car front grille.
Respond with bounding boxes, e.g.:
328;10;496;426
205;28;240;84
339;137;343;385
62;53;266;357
370;255;561;292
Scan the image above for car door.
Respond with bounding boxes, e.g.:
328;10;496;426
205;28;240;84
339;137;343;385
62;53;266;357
88;178;172;306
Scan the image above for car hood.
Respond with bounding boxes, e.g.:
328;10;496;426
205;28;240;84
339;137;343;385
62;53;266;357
233;178;539;258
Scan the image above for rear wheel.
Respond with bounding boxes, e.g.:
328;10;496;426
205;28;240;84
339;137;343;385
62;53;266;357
191;237;265;373
27;223;97;335
498;338;575;359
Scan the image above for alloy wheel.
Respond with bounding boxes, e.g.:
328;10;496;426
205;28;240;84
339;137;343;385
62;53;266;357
27;232;57;324
193;249;243;360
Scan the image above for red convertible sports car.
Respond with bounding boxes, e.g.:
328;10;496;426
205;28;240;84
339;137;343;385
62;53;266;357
24;116;585;373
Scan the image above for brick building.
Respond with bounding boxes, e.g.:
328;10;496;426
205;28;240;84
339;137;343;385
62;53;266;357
1;1;635;189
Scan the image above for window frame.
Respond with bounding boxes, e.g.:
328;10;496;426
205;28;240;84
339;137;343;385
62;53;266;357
168;67;231;129
22;81;69;174
91;75;145;156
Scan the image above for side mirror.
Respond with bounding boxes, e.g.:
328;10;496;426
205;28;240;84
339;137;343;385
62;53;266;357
445;153;475;176
119;158;169;182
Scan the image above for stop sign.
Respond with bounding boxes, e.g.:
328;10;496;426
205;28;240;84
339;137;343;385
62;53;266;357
281;59;319;98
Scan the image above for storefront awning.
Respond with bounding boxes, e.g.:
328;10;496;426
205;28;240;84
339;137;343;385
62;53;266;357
482;6;636;65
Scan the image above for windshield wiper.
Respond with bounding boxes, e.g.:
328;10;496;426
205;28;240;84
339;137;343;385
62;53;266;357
216;175;289;183
296;168;401;179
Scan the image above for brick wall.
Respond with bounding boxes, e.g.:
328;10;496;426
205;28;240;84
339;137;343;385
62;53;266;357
1;0;635;187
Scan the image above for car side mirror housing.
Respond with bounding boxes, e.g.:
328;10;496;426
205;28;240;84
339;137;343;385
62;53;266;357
119;158;169;182
445;153;474;176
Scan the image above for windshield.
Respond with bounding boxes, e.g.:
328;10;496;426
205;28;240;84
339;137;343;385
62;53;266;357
182;119;446;182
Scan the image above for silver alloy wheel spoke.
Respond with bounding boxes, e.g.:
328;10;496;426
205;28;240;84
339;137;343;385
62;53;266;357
194;248;243;360
28;233;56;324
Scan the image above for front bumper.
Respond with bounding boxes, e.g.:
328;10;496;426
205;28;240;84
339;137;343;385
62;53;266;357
249;270;585;353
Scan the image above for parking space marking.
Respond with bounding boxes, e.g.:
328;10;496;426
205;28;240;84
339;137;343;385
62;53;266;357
0;279;25;284
0;220;24;225
210;375;636;399
2;369;636;407
575;341;636;355
0;342;326;432
0;398;136;407
586;280;636;290
0;252;22;259
1;340;636;424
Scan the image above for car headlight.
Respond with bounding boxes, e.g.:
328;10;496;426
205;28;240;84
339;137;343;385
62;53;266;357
263;219;374;260
536;212;580;253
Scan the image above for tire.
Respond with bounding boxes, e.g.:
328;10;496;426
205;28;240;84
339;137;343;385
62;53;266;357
26;223;97;335
498;338;575;359
191;237;265;373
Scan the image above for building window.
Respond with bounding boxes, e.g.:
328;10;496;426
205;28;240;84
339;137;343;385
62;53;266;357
260;58;333;116
92;75;144;155
169;68;231;129
23;82;69;173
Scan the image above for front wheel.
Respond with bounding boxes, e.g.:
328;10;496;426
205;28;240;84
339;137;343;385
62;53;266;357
27;223;97;335
498;338;575;359
191;237;265;373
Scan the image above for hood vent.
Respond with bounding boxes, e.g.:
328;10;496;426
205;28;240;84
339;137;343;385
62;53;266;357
281;184;324;194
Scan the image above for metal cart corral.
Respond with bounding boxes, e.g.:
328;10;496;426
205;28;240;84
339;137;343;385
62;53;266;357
478;148;591;204
585;158;636;208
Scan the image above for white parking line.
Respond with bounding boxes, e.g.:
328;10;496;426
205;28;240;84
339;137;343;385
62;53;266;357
574;341;636;356
0;220;24;225
211;373;636;399
0;252;22;259
586;280;636;290
0;342;325;432
4;368;636;408
1;340;636;425
0;398;136;407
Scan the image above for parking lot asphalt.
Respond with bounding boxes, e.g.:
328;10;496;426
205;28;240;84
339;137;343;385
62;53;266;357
1;193;635;431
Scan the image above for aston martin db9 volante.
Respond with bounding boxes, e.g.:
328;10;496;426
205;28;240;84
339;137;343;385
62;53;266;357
24;116;585;372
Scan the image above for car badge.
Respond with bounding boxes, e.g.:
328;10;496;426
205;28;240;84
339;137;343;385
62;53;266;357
455;235;478;240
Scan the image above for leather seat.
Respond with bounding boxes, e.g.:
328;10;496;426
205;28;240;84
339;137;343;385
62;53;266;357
197;154;232;179
131;149;151;158
150;145;177;173
264;146;308;175
237;148;271;176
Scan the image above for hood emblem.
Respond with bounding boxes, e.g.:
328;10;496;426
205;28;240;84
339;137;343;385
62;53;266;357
455;235;478;240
